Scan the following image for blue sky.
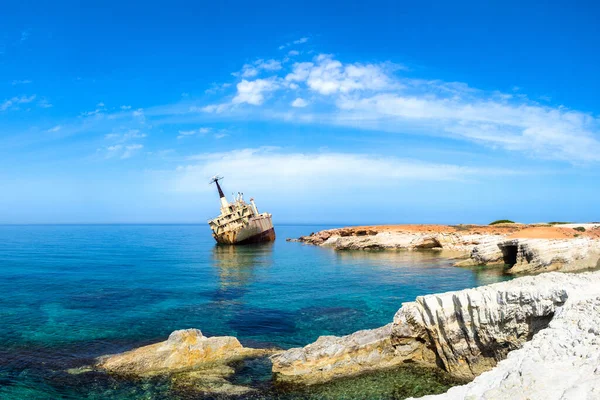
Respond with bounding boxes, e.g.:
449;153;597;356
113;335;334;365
1;1;599;224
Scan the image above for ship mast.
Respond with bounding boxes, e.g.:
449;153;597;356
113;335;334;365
210;175;229;211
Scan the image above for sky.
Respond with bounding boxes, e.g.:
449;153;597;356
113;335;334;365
1;0;599;224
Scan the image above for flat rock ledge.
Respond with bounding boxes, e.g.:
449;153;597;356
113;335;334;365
271;271;600;389
294;226;600;274
97;328;272;376
96;329;276;395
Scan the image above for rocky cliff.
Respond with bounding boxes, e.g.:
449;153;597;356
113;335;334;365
294;225;600;274
413;294;600;399
271;271;600;384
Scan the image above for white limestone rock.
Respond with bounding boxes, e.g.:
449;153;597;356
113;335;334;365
499;238;600;274
413;295;600;400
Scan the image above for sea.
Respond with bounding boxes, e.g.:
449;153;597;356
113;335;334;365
0;224;511;399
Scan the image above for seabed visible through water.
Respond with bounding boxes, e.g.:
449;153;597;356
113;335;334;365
0;224;509;399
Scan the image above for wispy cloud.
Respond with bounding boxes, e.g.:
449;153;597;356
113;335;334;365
278;37;309;50
173;147;520;194
205;82;232;94
99;129;147;159
0;95;37;111
234;59;282;78
104;144;144;159
177;127;211;139
105;129;147;143
46;125;61;133
20;30;30;43
12;79;32;85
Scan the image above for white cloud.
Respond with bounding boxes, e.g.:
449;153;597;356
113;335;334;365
0;95;37;111
294;37;309;45
288;50;300;56
12;79;32;85
97;102;105;107
286;54;397;95
279;37;310;50
46;125;61;133
177;127;211;139
121;144;143;159
120;105;132;110
197;52;600;164
237;59;282;78
291;98;308;108
105;129;147;143
214;133;228;139
197;103;230;113
232;78;279;106
132;108;144;117
334;92;600;162
81;109;102;117
173;147;517;194
104;143;144;159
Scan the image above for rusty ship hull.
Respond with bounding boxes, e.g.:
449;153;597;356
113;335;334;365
212;214;276;245
207;176;276;245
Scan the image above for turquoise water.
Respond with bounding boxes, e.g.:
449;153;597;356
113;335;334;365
0;224;510;399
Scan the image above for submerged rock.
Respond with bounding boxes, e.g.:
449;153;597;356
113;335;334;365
272;271;600;385
97;328;273;376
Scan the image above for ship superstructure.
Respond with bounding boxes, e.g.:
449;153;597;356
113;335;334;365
207;176;275;245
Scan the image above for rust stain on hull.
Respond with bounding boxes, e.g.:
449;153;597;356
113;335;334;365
215;227;276;245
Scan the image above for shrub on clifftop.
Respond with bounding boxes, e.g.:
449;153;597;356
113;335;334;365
489;219;515;225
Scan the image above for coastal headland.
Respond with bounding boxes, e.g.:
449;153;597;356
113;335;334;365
291;223;600;275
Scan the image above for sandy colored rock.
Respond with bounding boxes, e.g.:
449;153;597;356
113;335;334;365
296;224;600;274
97;328;272;376
271;323;436;384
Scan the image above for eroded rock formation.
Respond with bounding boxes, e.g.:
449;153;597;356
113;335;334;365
271;271;600;384
97;328;272;376
413;296;600;399
294;225;600;274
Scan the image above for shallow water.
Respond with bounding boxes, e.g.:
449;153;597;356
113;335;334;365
0;224;510;399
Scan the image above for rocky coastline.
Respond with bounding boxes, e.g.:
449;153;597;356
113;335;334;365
91;270;600;398
86;224;600;398
291;223;600;274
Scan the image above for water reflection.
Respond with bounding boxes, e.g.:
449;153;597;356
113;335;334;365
211;244;274;299
332;249;512;287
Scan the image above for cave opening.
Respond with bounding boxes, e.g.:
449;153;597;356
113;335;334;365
501;245;518;266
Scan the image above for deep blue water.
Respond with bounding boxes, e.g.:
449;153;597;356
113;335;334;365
0;224;510;399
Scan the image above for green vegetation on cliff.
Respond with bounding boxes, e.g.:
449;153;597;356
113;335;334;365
489;219;515;225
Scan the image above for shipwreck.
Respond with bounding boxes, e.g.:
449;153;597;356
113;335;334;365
207;176;275;245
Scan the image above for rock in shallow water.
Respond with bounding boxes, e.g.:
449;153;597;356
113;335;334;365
97;328;273;376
